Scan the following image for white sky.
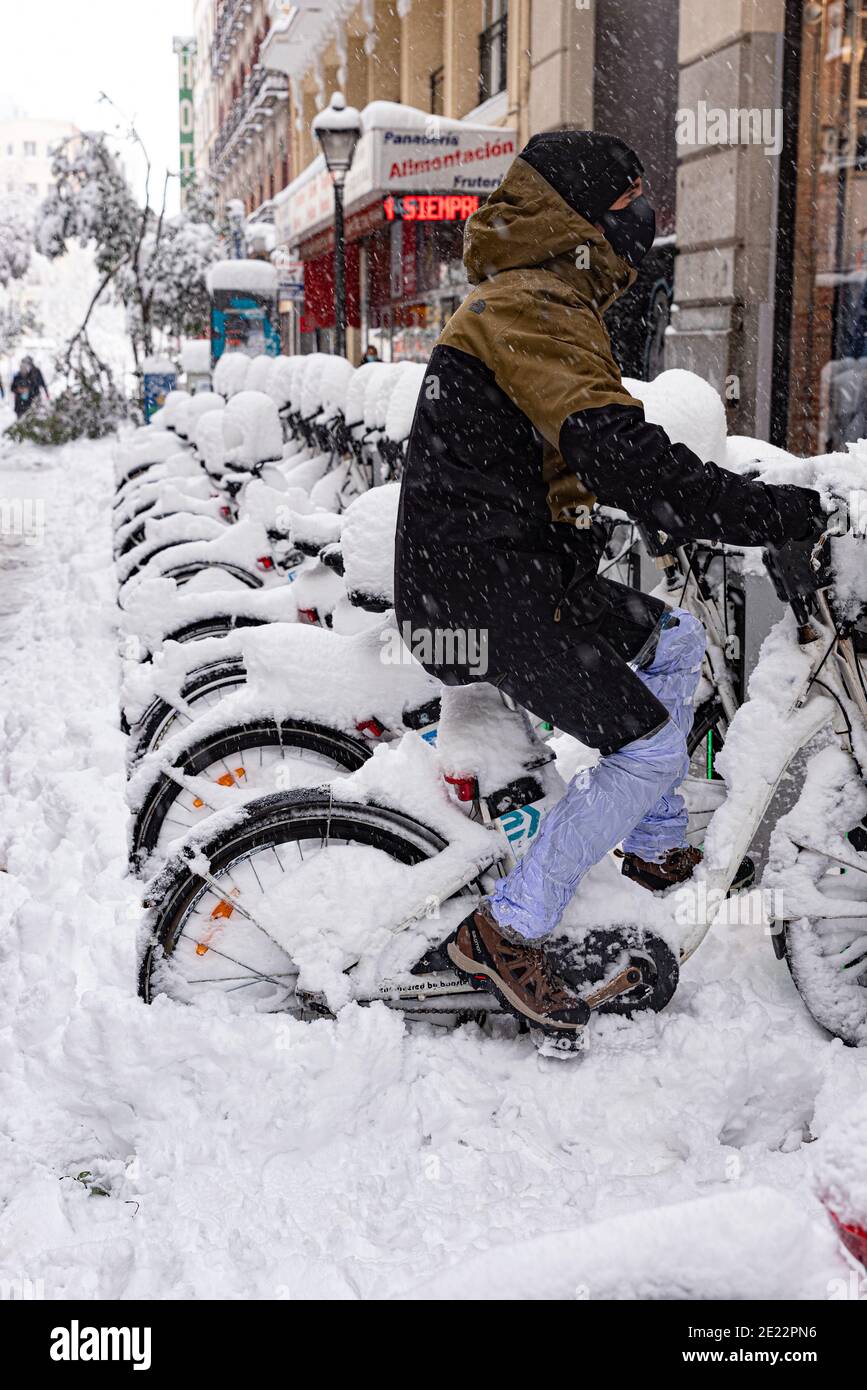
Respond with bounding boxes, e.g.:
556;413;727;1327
0;0;195;215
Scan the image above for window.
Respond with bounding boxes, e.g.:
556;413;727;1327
23;141;37;157
787;3;867;451
6;144;13;156
479;0;508;105
25;183;38;196
430;66;444;117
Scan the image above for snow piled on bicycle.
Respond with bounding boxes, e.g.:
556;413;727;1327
0;430;865;1301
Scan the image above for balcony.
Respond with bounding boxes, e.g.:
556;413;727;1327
261;1;343;79
211;0;258;77
211;64;289;170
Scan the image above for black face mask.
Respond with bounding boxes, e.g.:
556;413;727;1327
598;195;656;268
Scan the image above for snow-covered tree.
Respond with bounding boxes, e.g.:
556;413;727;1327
37;127;224;376
0;299;42;356
37;132;139;278
0;197;34;287
120;198;221;347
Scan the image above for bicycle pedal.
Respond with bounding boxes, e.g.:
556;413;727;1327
532;1027;588;1059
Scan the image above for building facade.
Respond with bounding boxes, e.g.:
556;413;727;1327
188;1;857;455
184;2;679;364
251;0;681;363
785;0;867;455
0;117;78;204
194;0;291;223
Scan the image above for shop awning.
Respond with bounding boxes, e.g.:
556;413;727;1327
274;100;517;253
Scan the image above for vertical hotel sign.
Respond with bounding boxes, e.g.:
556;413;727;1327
173;36;196;193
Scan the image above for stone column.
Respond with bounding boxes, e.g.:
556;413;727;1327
400;1;446;110
668;0;788;437
366;1;401;106
444;0;483;119
526;0;594;136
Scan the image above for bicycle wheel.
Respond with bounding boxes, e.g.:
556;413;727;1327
164;615;268;647
127;657;248;767
131;719;371;870
768;750;867;1045
785;920;867;1045
160;560;263;592
116;520;147;556
119;537;194;585
780;838;867;1047
139;790;450;1010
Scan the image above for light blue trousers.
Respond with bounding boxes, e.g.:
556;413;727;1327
489;609;706;941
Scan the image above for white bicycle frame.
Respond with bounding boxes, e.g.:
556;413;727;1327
381;587;867;1005
682;590;867;960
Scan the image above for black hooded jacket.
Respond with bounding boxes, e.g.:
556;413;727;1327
393;133;823;677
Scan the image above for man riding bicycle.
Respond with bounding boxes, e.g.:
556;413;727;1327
394;130;826;1039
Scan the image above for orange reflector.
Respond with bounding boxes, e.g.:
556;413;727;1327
210;899;235;921
193;797;204;808
214;767;246;788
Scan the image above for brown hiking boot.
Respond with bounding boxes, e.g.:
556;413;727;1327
620;844;702;892
447;907;589;1032
620;845;756;895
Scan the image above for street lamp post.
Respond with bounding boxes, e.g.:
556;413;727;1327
312;92;362;358
225;197;246;260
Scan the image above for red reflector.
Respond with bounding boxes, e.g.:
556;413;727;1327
444;773;478;803
220;505;233;520
356;717;385;738
830;1210;867;1269
256;555;275;571
297;607;320;625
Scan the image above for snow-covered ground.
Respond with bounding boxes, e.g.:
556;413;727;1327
1;242;132;393
0;431;865;1300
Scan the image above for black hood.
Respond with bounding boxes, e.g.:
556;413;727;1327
519;130;643;225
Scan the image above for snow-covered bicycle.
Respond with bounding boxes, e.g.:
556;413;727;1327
137;515;867;1049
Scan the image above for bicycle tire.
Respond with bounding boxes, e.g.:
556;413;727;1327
131;719;372;870
127;657;249;767
139;789;450;1008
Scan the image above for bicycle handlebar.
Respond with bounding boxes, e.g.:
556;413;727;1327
762;534;832;631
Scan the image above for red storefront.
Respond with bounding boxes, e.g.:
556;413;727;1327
275;103;517;360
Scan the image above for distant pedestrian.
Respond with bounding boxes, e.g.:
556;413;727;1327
361;344;379;363
11;356;48;419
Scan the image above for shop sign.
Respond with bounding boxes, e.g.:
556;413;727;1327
285;162;335;242
284;116;516;248
345;200;386;240
383;194;480;221
172;38;196;190
347;126;516;200
274;252;304;301
143;370;176;421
